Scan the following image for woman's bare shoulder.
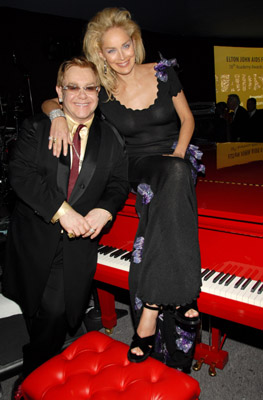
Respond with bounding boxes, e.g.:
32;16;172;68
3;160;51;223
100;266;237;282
141;62;157;71
137;62;157;79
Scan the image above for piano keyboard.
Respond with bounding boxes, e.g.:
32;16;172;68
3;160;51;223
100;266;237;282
98;244;131;272
97;245;263;308
201;268;263;308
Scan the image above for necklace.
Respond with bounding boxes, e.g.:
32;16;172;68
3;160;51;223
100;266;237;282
72;141;83;168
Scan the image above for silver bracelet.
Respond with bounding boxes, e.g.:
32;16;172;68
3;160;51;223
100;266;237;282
49;109;66;121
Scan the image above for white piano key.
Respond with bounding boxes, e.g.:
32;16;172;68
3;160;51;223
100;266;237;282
251;280;261;293
98;249;131;272
235;280;256;304
221;276;242;300
98;249;263;308
246;282;263;306
202;278;219;296
209;272;233;297
201;272;218;294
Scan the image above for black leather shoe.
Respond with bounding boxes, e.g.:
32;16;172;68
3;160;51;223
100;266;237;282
12;376;24;400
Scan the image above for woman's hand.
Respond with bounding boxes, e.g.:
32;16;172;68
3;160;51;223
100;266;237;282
163;150;185;158
48;117;72;157
171;90;195;157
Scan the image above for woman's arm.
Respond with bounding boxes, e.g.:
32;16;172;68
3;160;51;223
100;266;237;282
42;97;61;114
171;91;195;158
42;98;71;157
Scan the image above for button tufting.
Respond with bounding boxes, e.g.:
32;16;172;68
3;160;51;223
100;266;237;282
21;331;200;400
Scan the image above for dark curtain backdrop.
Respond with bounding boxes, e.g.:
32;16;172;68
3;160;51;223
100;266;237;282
1;7;262;126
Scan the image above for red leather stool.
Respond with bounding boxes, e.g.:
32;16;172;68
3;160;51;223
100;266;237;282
22;331;200;400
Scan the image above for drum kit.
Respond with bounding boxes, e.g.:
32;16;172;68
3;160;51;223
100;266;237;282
0;56;35;278
0;92;29;217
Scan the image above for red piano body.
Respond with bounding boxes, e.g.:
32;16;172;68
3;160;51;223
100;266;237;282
94;144;263;371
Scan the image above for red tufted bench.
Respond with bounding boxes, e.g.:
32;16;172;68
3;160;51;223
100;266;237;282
21;331;200;400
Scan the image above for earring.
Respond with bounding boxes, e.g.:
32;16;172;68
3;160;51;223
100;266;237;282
104;59;107;75
59;98;63;104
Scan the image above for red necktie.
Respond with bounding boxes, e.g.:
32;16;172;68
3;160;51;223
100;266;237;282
67;124;85;200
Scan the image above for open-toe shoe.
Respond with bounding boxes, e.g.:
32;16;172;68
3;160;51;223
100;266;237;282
127;331;156;363
127;303;159;363
173;300;200;327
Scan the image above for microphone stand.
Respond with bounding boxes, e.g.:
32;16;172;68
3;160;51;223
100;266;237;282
12;52;34;116
25;73;34;116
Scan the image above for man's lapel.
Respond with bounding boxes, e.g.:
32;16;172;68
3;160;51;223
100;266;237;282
69;117;101;205
57;151;70;198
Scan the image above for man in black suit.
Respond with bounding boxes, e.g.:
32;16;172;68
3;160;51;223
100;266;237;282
246;97;263;142
227;94;249;141
3;57;129;392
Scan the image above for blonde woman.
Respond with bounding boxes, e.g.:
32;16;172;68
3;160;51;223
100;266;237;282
42;8;203;370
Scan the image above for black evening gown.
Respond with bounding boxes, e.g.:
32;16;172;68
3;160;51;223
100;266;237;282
99;65;202;370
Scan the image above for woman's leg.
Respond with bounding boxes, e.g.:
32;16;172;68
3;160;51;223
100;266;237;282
130;304;159;357
128;155;201;363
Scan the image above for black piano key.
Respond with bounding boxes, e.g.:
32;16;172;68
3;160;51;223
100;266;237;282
201;268;210;278
219;273;230;285
98;245;109;254
121;251;132;260
99;246;116;255
241;278;252;290
213;272;225;283
109;249;127;258
251;280;261;293
257;283;263;294
204;270;216;281
225;275;236;286
234;276;246;289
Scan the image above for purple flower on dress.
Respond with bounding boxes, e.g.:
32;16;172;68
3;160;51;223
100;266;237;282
155;327;170;361
137;183;154;205
154;53;179;82
135;296;143;311
132;236;144;264
172;141;205;184
175;326;196;353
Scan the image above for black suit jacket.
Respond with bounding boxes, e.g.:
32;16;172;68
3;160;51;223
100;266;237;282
3;113;129;328
230;105;249;141
247;110;263;142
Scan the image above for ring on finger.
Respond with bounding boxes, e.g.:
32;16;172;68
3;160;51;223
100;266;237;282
48;136;53;141
68;232;75;239
53;138;57;143
89;228;95;234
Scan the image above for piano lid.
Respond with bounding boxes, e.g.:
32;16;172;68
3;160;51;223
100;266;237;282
196;144;263;234
120;144;263;236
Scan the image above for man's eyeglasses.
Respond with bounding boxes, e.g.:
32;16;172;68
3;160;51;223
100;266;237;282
62;85;99;94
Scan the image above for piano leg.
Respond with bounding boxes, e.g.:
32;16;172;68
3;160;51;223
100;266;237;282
97;288;117;334
193;316;228;376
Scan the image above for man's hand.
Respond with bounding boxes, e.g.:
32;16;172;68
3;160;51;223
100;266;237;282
59;208;91;237
83;208;112;239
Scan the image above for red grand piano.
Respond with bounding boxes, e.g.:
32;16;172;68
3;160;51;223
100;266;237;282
94;144;263;374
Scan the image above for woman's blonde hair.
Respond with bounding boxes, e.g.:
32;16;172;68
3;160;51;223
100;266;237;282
83;7;145;99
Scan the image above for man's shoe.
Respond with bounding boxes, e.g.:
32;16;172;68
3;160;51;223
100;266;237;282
12;376;24;400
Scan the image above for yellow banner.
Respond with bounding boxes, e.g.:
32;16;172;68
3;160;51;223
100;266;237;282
214;46;263;109
217;142;263;169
